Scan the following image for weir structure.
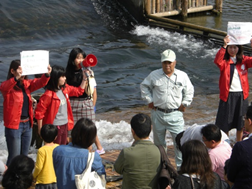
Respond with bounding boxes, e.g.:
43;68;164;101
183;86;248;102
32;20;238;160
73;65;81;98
117;0;225;39
116;0;251;52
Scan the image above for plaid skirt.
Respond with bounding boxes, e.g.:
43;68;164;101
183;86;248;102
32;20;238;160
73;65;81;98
70;98;95;124
215;92;248;132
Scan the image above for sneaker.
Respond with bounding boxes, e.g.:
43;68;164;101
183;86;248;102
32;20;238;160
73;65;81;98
96;148;105;155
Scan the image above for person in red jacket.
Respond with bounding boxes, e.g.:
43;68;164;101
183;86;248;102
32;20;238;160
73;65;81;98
35;65;88;145
214;36;252;141
0;60;52;166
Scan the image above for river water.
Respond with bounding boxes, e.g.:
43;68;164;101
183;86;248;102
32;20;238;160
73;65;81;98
0;0;252;160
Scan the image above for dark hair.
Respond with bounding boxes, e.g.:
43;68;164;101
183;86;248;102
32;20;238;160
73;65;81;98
2;155;34;189
66;48;86;82
71;118;97;148
40;124;58;143
7;60;27;80
246;105;252;120
224;45;243;64
201;124;221;142
180;140;215;189
46;65;66;92
130;113;151;139
175;131;184;151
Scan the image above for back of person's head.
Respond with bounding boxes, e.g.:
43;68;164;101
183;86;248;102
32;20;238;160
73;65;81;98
71;118;97;148
180;140;215;189
46;65;66;91
224;45;243;63
2;155;34;189
40;124;58;143
175;131;184;151
246;105;252;120
201;124;221;142
66;48;86;70
130;113;151;139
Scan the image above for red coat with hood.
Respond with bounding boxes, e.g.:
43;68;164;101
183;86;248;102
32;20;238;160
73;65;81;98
35;84;84;131
0;74;50;129
214;47;252;102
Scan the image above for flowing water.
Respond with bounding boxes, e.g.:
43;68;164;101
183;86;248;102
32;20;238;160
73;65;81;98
0;0;252;162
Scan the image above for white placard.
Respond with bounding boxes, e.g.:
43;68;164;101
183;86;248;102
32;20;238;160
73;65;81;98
227;22;252;45
20;50;49;75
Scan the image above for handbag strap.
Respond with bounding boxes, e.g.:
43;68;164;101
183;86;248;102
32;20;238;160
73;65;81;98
81;152;95;176
190;175;195;189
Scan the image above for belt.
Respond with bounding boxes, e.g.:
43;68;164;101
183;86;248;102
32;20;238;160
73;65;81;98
156;107;178;113
20;117;29;123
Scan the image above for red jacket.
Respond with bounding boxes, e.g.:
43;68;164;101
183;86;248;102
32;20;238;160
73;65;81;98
214;47;252;102
0;74;50;129
35;84;84;131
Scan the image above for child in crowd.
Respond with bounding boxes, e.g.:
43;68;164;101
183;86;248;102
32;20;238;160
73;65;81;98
0;60;51;166
2;155;34;189
65;48;104;154
33;124;59;189
35;65;88;145
214;36;252;141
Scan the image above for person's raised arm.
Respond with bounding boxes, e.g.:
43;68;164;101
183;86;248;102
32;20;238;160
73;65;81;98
223;35;230;49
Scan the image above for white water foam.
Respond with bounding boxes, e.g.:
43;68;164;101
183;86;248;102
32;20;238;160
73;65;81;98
0;120;236;164
131;25;220;59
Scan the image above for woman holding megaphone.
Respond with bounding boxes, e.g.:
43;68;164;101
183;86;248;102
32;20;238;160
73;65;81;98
66;48;105;155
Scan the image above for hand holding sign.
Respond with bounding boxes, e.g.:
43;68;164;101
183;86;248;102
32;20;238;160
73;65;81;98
227;22;252;45
20;50;49;75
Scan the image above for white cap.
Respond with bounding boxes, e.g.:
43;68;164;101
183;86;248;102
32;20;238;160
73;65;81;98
161;49;176;62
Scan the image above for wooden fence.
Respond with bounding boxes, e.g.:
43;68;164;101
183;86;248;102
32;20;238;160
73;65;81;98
144;0;222;17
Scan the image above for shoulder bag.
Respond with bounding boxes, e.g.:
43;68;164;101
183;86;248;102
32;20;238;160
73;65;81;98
75;152;106;189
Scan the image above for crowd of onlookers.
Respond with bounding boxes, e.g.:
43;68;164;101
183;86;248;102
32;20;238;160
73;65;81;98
1;36;252;189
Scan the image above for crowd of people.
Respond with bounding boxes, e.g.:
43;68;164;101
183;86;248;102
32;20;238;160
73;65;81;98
0;36;252;189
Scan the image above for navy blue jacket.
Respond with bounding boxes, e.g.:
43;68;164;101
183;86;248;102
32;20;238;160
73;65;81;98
227;138;252;189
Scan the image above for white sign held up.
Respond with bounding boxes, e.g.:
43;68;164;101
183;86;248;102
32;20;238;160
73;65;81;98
227;22;252;45
20;50;49;75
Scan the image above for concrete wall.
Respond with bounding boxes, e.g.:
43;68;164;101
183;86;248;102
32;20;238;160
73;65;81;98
116;0;145;22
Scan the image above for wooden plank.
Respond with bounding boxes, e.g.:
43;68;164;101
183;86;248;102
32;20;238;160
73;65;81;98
187;5;213;13
146;14;227;36
151;10;181;16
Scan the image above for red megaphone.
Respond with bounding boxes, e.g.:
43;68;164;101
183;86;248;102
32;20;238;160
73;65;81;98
82;54;97;68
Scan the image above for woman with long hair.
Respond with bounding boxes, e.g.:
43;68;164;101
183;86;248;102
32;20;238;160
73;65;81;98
214;36;252;141
172;140;224;189
0;60;51;166
65;48;104;154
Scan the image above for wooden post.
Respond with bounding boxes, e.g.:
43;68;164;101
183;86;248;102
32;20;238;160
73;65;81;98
157;0;160;13
168;0;172;10
176;0;181;10
165;0;169;11
144;0;151;15
181;0;188;17
219;0;223;12
152;0;156;14
215;0;222;13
